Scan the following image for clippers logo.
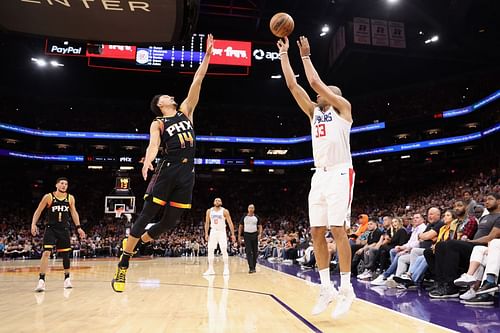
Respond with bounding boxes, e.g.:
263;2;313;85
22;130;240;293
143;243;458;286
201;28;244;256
210;40;252;67
314;112;333;124
87;44;137;60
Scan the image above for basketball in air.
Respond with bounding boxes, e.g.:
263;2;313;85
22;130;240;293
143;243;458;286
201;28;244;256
270;12;294;38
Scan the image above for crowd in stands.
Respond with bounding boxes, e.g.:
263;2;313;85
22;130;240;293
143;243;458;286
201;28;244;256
0;160;498;306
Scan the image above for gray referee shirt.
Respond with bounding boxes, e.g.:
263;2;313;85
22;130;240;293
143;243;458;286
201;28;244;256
241;215;260;233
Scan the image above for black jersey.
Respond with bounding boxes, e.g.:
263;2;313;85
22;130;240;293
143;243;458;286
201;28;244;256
47;192;71;225
156;112;196;159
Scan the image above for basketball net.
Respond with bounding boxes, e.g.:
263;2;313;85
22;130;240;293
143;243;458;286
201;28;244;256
115;207;124;219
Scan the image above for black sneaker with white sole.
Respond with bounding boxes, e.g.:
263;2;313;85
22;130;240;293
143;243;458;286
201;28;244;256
462;293;495;306
476;281;499;295
429;283;459;299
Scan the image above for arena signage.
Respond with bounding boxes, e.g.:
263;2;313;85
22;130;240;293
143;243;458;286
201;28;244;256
46;39;86;56
209;40;252;67
0;0;198;43
87;44;137;60
252;48;279;61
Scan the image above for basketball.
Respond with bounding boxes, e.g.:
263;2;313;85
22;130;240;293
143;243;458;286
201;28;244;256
270;12;294;38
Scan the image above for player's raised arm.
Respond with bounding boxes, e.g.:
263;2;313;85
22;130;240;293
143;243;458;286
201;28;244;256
277;37;315;119
31;194;51;236
179;34;214;123
297;36;352;122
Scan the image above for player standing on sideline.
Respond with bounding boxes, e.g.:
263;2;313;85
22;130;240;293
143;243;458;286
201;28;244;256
111;34;214;292
277;36;355;318
31;177;86;292
203;198;236;276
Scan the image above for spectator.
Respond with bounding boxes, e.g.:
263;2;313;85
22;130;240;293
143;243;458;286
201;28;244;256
463;190;477;217
371;213;427;286
430;193;500;299
352;218;383;274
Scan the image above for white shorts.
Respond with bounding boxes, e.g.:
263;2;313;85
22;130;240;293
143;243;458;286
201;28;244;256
308;163;355;228
208;229;228;250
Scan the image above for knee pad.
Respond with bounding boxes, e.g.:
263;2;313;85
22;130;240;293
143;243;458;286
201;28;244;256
147;206;184;239
62;252;70;269
130;200;163;238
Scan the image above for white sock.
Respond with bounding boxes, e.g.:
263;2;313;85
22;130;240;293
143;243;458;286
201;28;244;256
319;268;331;288
208;257;214;271
340;272;351;289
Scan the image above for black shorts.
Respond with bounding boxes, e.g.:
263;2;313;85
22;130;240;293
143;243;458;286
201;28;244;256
145;158;195;209
43;224;71;252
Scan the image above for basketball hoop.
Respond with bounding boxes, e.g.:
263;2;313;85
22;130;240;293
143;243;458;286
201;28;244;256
115;206;124;219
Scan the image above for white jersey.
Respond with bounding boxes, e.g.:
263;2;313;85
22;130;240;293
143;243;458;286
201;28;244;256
210;207;226;231
311;106;352;168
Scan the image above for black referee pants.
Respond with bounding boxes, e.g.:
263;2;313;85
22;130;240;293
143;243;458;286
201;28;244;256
244;232;258;270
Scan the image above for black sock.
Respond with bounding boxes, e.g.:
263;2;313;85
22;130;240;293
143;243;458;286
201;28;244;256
39;273;45;281
64;272;70;280
119;251;134;269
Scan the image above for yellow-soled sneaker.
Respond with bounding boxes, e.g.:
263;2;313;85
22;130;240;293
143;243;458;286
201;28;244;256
111;266;128;293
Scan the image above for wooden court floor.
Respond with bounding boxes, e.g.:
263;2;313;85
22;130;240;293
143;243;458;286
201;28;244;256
0;257;453;333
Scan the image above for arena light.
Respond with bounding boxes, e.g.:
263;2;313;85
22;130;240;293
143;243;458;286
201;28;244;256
213;168;225;172
425;35;439;44
31;57;47;67
241;169;253;173
271;74;282;79
50;60;64;67
88;166;103;170
387;0;399;4
401;155;411;159
320;24;330;37
368;159;382;164
119;166;134;171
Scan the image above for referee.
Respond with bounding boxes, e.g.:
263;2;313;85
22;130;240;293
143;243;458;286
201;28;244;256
238;204;262;273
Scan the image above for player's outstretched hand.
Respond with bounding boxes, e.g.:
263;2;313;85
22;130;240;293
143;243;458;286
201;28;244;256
297;36;311;57
31;224;38;236
206;33;214;55
205;233;209;242
142;160;154;180
230;235;236;243
276;36;289;53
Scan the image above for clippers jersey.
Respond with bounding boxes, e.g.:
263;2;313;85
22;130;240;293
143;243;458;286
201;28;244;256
311;106;352;168
47;192;70;225
156;111;196;159
210;207;226;232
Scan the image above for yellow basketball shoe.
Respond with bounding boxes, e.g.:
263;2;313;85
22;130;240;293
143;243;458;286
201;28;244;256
111;266;128;293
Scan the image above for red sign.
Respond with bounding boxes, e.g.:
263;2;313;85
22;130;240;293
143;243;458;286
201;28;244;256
86;44;137;60
210;40;252;67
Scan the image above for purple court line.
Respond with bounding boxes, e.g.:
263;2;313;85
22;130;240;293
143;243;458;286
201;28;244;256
67;279;323;333
139;281;323;333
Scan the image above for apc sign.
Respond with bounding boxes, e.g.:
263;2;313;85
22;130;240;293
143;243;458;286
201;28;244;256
253;48;279;62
